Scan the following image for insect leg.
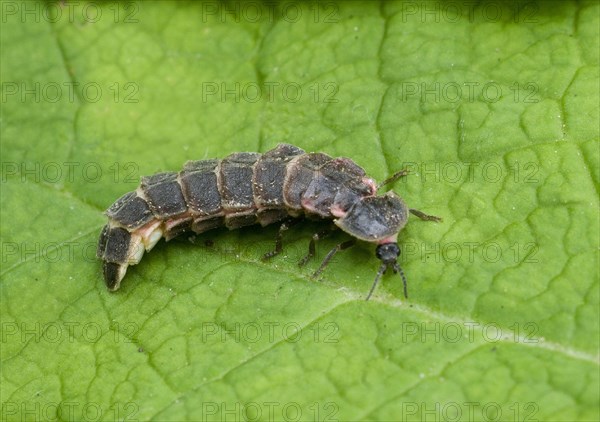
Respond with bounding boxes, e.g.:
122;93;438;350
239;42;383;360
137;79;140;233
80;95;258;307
298;226;335;267
377;168;410;190
261;217;301;261
311;239;356;278
409;208;443;222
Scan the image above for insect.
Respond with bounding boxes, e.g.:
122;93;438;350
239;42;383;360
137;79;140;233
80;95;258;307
97;144;441;299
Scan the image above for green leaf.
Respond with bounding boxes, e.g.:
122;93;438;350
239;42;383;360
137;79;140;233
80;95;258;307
1;1;598;420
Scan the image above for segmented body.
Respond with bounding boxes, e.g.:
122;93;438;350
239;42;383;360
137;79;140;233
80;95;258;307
97;144;413;292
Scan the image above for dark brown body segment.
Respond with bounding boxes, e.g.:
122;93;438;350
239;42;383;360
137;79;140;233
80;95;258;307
254;144;305;225
180;160;221;215
103;262;125;290
179;159;223;233
96;224;110;259
282;152;331;214
220;152;261;229
105;191;154;230
140;172;188;219
102;227;132;263
335;192;409;241
97;224;136;266
301;157;375;217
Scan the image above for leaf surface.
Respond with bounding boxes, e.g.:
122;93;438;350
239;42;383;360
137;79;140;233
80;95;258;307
1;1;598;420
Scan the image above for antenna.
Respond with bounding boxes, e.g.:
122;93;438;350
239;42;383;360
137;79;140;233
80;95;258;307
393;262;408;299
366;263;387;301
